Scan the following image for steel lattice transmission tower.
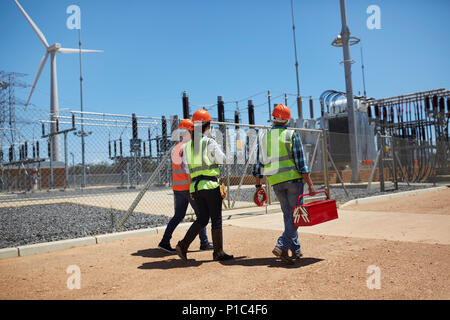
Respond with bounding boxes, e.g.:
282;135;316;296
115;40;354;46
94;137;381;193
0;71;28;154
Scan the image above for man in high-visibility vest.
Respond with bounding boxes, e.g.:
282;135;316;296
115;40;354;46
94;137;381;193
175;109;233;261
158;119;213;253
253;104;317;264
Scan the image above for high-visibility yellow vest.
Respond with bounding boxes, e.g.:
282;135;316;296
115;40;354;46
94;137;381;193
184;136;220;193
260;128;302;186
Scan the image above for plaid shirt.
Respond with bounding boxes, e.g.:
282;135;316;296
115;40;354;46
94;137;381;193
252;125;310;179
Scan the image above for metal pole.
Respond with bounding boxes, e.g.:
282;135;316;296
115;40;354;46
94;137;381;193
391;137;398;190
49;138;54;190
70;152;75;187
78;29;87;188
321;129;330;196
290;0;302;119
64;132;68;189
339;0;360;182
361;46;367;97
226;127;230;209
50;52;61;162
379;135;385;192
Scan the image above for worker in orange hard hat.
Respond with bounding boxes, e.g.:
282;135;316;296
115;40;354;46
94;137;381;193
158;119;213;253
175;108;234;261
253;104;317;264
271;103;292;120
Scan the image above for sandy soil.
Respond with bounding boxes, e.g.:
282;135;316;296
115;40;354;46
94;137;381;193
343;187;450;215
1;187;449;300
1;225;449;300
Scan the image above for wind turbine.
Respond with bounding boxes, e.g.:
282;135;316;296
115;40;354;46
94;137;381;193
14;0;102;162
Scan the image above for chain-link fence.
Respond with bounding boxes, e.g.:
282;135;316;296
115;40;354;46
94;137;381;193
1;109;173;214
1;108;448;248
319;130;448;200
0;110;329;223
204;121;327;211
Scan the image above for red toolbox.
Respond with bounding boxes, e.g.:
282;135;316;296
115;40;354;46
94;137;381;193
292;191;338;227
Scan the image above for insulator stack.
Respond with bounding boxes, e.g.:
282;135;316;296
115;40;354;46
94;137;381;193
234;110;240;129
374;104;380;119
182;91;190;119
309;97;314;119
248;100;255;125
218;96;225;123
132;113;138;140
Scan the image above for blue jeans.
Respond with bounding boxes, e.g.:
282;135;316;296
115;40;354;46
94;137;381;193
160;190;209;246
272;179;304;254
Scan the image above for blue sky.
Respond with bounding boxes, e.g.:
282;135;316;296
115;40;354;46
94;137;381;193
1;0;449;125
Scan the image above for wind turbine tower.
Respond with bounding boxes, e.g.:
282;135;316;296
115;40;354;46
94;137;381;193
14;0;102;161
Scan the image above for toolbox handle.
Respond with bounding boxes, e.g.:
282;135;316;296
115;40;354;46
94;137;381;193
296;191;329;207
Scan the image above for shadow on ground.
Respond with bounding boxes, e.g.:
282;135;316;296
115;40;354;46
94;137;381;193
219;256;323;269
131;247;211;259
137;255;323;270
131;248;175;258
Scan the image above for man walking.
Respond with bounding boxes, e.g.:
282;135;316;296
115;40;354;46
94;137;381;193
253;104;317;264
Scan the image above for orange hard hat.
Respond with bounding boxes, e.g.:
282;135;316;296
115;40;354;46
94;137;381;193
178;119;194;131
192;108;212;122
272;104;292;120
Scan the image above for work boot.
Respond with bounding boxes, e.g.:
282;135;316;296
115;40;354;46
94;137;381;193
158;241;176;253
199;242;214;251
290;249;303;260
176;240;189;261
212;229;234;261
272;246;294;265
175;222;203;261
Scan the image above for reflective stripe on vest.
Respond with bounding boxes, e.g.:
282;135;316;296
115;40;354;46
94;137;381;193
172;142;190;191
260;128;302;186
185;137;220;191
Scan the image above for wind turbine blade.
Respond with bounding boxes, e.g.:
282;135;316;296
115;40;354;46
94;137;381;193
14;0;49;48
58;48;103;54
26;52;49;106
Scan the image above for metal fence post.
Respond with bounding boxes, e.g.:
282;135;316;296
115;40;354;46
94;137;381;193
49;138;54;190
226;127;231;209
321;129;330;196
64;131;68;189
379;135;385;192
391;136;398;190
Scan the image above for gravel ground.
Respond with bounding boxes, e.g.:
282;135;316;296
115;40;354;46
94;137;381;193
235;183;438;204
0;203;170;249
327;183;438;203
0;183;439;249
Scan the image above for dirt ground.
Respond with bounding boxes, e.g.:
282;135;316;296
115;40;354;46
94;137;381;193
0;188;449;300
343;188;450;215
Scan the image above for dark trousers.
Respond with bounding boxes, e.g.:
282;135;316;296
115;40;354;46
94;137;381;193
192;187;223;230
161;190;208;245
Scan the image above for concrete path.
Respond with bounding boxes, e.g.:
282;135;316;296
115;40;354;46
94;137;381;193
226;209;450;245
227;187;450;245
